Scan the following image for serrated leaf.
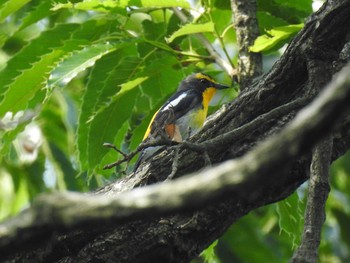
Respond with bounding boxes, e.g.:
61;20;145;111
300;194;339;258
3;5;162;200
0;0;30;22
52;0;189;12
0;23;81;95
276;192;303;247
0;19;118;97
19;0;67;30
87;79;143;172
0;49;64;116
166;22;215;43
0;38;93;117
48;43;119;87
250;24;303;53
77;51;141;170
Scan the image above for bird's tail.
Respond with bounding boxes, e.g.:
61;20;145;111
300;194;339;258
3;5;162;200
133;146;165;172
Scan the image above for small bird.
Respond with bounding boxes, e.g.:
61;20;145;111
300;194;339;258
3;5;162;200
134;73;229;171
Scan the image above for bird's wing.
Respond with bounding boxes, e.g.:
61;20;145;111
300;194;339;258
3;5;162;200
144;90;201;141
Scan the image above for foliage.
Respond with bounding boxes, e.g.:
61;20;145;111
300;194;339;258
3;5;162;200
1;0;349;262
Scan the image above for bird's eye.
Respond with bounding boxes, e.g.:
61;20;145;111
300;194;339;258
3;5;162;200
200;78;207;83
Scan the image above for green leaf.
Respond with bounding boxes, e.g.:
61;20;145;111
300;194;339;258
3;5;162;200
119;77;149;92
129;0;190;8
221;209;288;263
275;0;312;13
76;50;140;170
0;0;30;22
166;22;215;43
250;24;303;53
257;11;288;31
332;208;350;249
52;0;190;12
257;0;310;24
144;40;175;53
0;171;15;220
87;78;144;173
19;0;67;30
49;43;119;88
0;23;81;96
0;49;64;116
0;37;95;117
276;192;304;248
200;240;221;263
100;120;130;178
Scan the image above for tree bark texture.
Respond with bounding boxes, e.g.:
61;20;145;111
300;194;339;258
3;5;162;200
291;137;332;263
2;0;350;262
231;0;262;89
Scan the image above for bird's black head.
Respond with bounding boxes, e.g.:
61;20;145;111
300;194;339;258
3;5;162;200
177;73;229;92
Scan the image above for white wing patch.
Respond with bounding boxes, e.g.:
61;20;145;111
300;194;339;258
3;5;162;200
161;93;188;111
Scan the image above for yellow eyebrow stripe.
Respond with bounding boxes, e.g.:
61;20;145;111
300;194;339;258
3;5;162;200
195;73;216;83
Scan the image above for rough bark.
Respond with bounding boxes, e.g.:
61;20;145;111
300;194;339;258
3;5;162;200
1;0;350;262
291;137;332;263
231;0;262;89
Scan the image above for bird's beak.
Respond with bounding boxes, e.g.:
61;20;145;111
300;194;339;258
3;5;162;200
214;83;230;90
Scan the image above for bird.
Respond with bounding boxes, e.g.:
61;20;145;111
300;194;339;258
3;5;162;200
134;72;229;171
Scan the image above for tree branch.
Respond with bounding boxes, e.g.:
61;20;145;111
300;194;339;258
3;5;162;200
1;61;350;254
291;136;332;263
2;1;350;262
231;0;262;89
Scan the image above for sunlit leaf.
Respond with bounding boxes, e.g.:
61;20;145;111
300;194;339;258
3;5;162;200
250;24;303;53
52;0;190;12
19;0;68;30
0;0;30;22
0;23;81;96
200;240;221;263
49;43;119;88
166;22;215;43
0;49;64;116
276;192;304;248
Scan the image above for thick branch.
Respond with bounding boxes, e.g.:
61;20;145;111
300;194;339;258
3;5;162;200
2;1;350;262
1;61;350;254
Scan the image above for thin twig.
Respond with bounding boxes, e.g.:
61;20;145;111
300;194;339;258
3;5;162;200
172;7;236;77
104;97;309;170
103;143;128;158
167;147;180;180
103;138;179;169
201;97;310;148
